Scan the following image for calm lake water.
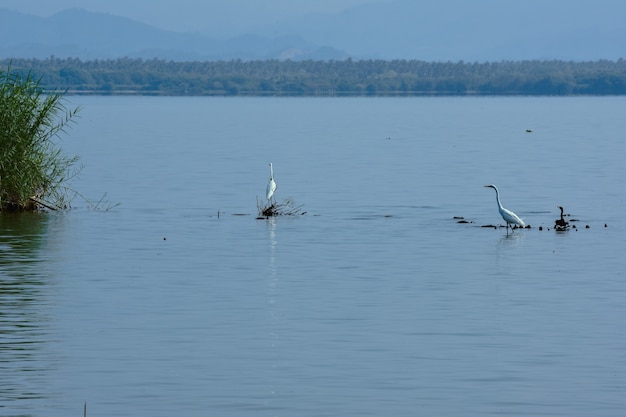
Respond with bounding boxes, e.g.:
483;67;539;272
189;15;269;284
2;96;625;417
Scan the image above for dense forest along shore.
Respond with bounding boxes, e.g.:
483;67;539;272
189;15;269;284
4;57;626;96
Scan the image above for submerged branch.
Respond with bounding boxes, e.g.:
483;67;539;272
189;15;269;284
29;196;60;211
257;196;306;218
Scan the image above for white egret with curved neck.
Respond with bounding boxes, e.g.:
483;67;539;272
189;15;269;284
484;184;525;233
266;163;277;203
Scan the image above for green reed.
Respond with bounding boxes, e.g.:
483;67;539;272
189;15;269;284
0;66;80;211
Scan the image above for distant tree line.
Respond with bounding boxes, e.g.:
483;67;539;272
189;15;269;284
3;57;626;96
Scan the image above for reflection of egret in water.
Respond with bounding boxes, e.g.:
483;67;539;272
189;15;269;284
491;232;525;279
265;217;280;396
493;232;524;260
0;212;59;410
498;232;523;246
267;217;278;299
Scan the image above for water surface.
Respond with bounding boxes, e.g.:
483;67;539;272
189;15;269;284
1;96;625;416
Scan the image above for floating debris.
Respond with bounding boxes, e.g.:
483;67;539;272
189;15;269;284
453;216;474;224
481;223;530;230
257;197;306;218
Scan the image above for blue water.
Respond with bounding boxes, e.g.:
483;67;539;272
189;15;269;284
1;96;625;416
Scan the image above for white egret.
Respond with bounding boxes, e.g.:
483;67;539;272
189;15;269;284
266;162;277;203
484;184;525;233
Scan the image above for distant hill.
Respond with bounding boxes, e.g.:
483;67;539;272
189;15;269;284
0;8;347;61
1;1;625;62
259;0;626;61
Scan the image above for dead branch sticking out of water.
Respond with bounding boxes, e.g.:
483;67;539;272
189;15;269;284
257;196;306;218
71;190;120;211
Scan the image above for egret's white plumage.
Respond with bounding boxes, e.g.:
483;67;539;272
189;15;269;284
484;184;525;232
266;163;277;202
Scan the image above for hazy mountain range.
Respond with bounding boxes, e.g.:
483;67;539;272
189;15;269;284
1;0;625;62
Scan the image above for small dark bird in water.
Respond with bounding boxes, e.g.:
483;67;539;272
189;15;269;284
555;206;569;231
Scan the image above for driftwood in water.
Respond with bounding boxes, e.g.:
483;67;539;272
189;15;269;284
257;197;306;218
29;196;60;211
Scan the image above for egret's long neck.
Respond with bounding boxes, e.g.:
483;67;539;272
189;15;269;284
494;188;503;210
269;164;274;179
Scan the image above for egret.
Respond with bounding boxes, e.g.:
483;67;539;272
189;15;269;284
555;206;569;230
484;184;525;233
266;162;277;203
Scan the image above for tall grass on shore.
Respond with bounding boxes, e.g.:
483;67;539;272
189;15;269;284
0;67;80;211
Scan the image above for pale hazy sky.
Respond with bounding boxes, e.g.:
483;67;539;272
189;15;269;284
3;0;624;61
1;0;393;37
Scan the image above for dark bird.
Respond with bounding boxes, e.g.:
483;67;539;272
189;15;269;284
555;206;569;231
